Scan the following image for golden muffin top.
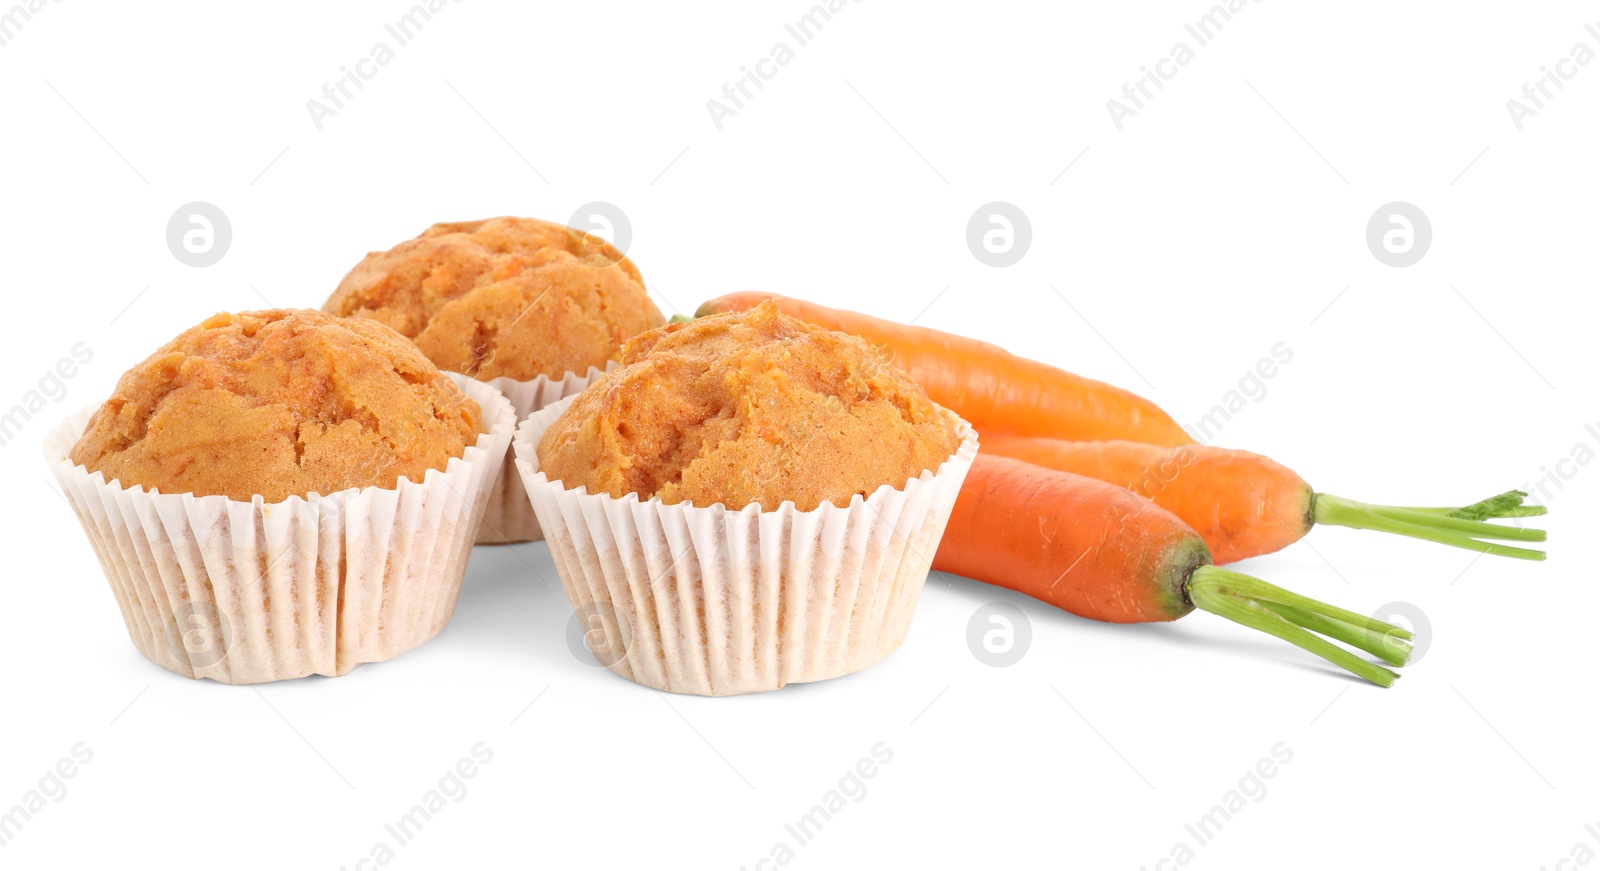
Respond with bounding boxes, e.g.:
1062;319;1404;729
70;309;482;502
323;216;664;382
537;300;962;511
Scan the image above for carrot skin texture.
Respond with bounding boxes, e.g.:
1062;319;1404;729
697;292;1193;447
932;454;1204;624
980;436;1316;565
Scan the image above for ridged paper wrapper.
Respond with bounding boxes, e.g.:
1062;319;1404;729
42;375;516;685
474;365;607;544
513;394;978;696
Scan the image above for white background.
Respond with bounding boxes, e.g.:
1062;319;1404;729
2;1;1595;868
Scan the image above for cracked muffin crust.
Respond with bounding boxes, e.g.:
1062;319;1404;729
69;309;483;502
536;300;962;512
323;216;665;382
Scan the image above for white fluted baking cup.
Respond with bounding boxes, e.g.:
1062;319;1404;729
513;393;978;696
473;365;609;545
42;374;516;685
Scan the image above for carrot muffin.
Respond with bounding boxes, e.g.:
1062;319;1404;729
512;301;979;696
323;216;663;382
538;300;961;511
324;216;665;543
45;309;518;684
70;309;482;502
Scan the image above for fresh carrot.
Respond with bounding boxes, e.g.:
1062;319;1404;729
695;292;1192;447
933;454;1417;686
696;293;1547;564
980;436;1547;564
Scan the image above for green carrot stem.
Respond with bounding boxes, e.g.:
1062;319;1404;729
1313;492;1547;561
1445;489;1545;521
1400;505;1547;519
1380;491;1546;520
1324;510;1545;560
1188;569;1402;688
667;313;695;324
1191;567;1411;639
1364;506;1546;542
1265;603;1412;667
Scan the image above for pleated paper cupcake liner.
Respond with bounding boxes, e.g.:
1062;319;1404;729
474;366;608;545
513;394;979;696
42;375;517;685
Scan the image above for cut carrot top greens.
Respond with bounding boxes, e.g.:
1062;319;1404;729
934;455;1417;687
1313;490;1546;561
1188;568;1411;687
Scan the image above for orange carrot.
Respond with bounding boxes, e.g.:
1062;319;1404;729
934;454;1417;686
980;436;1547;564
695;292;1191;447
696;293;1547;564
